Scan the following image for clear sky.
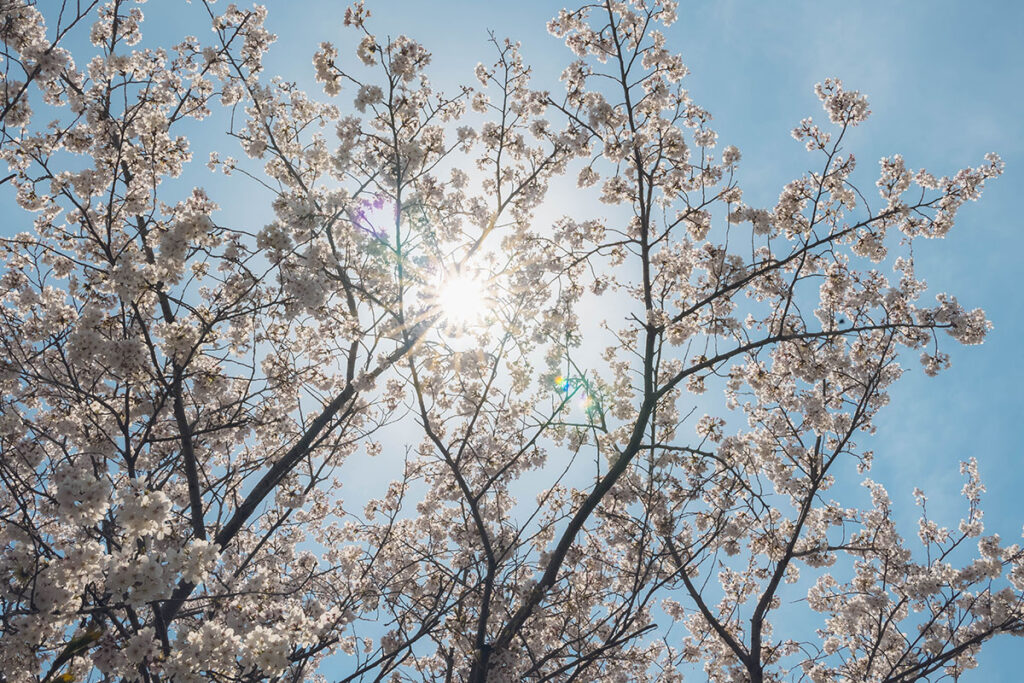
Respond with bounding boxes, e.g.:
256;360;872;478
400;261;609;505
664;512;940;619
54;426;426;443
4;0;1021;679
255;2;1024;677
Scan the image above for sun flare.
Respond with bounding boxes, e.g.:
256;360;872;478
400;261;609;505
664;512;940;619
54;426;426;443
432;269;491;329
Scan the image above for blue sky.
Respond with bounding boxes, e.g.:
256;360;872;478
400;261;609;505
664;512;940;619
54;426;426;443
3;0;1021;678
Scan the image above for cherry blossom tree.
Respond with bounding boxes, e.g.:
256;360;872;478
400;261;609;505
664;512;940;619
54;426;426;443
1;1;1021;681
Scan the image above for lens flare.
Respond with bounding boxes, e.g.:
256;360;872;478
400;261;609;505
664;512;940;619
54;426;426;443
433;270;490;329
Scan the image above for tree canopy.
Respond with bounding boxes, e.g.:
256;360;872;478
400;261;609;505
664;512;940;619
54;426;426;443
0;1;1020;681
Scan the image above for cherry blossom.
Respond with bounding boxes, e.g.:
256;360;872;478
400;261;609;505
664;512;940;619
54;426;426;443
0;1;1018;682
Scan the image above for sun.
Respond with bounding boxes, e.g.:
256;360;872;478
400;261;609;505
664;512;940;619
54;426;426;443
431;269;492;330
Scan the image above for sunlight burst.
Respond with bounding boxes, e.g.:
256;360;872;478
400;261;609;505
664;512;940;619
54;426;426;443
432;269;491;329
